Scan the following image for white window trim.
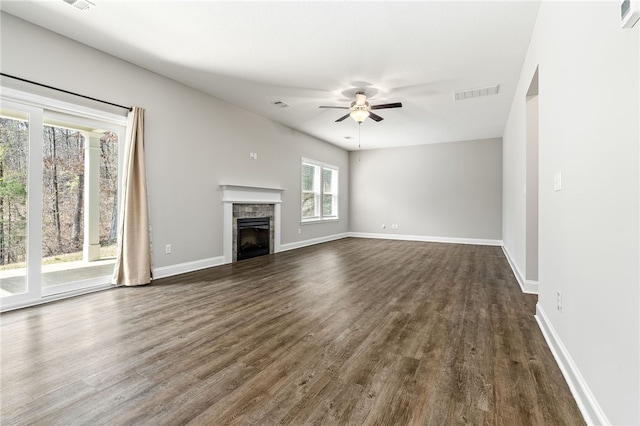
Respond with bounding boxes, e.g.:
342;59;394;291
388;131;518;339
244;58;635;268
301;157;339;223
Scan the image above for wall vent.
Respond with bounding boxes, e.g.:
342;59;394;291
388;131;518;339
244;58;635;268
621;0;640;28
454;85;500;101
63;0;95;10
270;101;290;108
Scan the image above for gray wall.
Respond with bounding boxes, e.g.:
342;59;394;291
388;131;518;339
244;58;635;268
0;13;349;269
349;138;502;241
503;2;639;424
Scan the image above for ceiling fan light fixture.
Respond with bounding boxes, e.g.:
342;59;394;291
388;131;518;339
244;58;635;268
350;109;370;123
319;91;401;123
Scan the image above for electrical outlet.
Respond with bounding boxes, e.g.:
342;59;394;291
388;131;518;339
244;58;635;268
165;244;172;254
557;290;562;312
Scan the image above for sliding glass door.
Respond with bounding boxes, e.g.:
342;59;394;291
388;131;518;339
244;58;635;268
0;92;125;310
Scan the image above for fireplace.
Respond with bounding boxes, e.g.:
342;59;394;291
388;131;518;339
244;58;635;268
220;185;284;264
232;204;275;262
237;217;270;261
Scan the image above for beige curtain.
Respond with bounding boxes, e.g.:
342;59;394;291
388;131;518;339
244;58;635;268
112;107;152;286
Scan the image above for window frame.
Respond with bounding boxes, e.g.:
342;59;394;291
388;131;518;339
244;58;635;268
301;157;338;223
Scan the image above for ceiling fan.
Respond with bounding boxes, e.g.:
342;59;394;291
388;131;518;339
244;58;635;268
319;92;402;123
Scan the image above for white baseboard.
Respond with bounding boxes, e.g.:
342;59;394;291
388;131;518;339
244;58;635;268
154;234;350;279
535;304;609;426
348;232;503;247
279;233;349;252
501;245;538;294
153;256;225;279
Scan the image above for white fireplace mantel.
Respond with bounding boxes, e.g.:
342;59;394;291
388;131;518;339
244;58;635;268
220;185;285;263
220;184;285;204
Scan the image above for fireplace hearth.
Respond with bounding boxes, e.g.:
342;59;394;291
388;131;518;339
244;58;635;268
237;217;271;261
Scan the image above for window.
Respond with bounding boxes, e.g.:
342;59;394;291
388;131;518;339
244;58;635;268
301;158;338;221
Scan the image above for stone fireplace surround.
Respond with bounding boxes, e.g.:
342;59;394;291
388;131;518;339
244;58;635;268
221;185;285;263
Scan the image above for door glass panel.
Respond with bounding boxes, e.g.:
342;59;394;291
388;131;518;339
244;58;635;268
41;124;85;288
41;123;118;292
0;110;29;298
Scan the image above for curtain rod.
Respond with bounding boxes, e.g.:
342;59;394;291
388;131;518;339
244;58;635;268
0;72;133;112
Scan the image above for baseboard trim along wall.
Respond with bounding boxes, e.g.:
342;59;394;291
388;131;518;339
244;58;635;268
153;233;347;279
535;304;610;426
153;256;226;280
154;232;501;279
348;232;503;247
279;233;350;252
155;234;351;280
501;245;538;294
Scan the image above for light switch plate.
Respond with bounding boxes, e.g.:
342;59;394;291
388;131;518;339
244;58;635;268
554;171;562;191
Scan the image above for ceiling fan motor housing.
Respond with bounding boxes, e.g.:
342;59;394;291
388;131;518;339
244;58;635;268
355;92;368;106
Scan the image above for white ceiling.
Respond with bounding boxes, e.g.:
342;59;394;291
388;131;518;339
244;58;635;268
1;0;540;151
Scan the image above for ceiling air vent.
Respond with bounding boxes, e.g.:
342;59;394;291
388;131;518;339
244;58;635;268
270;101;290;108
63;0;95;11
454;85;500;101
621;0;640;28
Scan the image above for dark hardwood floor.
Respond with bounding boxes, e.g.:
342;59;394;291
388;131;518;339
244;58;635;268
1;238;584;425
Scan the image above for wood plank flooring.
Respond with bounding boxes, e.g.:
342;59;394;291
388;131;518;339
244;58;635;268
1;238;585;425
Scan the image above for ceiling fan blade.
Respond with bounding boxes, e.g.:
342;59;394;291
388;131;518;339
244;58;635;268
319;106;349;109
335;113;351;122
368;111;384;122
370;102;403;110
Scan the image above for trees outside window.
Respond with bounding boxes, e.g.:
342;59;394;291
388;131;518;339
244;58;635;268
0;116;28;267
38;125;118;260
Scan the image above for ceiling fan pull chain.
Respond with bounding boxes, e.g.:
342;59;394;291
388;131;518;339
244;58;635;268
358;122;361;162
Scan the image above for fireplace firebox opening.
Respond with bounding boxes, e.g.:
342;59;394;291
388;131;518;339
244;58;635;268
237;217;271;261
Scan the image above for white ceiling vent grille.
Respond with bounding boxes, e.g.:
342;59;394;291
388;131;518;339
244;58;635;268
454;85;500;101
63;0;95;11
